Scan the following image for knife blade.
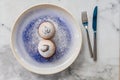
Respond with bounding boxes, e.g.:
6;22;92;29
92;6;98;61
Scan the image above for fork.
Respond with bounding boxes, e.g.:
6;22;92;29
81;11;93;58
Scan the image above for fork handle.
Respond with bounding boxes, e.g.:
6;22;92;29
93;32;97;61
86;29;93;58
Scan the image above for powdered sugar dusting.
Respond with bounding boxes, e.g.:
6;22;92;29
22;16;72;63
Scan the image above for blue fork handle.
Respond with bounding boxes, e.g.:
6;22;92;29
86;29;93;58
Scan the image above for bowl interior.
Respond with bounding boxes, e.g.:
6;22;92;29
11;4;82;74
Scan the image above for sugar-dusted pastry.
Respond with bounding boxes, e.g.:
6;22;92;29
38;40;55;58
38;21;55;39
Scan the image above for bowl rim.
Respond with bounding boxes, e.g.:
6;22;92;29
10;4;82;75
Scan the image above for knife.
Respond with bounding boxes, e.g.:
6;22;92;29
92;6;98;61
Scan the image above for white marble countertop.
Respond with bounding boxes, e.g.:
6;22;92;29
0;0;119;80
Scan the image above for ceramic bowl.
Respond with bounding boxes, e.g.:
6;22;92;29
11;4;82;75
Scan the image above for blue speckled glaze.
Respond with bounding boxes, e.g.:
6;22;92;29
22;16;72;63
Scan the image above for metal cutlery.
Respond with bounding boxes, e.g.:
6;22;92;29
92;6;98;61
81;11;93;58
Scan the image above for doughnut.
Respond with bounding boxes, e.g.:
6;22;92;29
38;21;55;39
38;40;55;58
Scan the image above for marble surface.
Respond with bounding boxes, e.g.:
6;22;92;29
0;0;119;80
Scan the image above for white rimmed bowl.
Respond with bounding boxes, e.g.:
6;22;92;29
11;4;82;75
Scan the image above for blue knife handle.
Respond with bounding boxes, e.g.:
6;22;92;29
93;6;98;31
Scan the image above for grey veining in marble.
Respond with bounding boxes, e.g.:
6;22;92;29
0;0;119;80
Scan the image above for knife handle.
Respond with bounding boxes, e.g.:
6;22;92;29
94;32;97;61
86;29;93;58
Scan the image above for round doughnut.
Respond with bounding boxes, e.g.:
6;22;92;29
38;21;55;39
38;40;55;58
